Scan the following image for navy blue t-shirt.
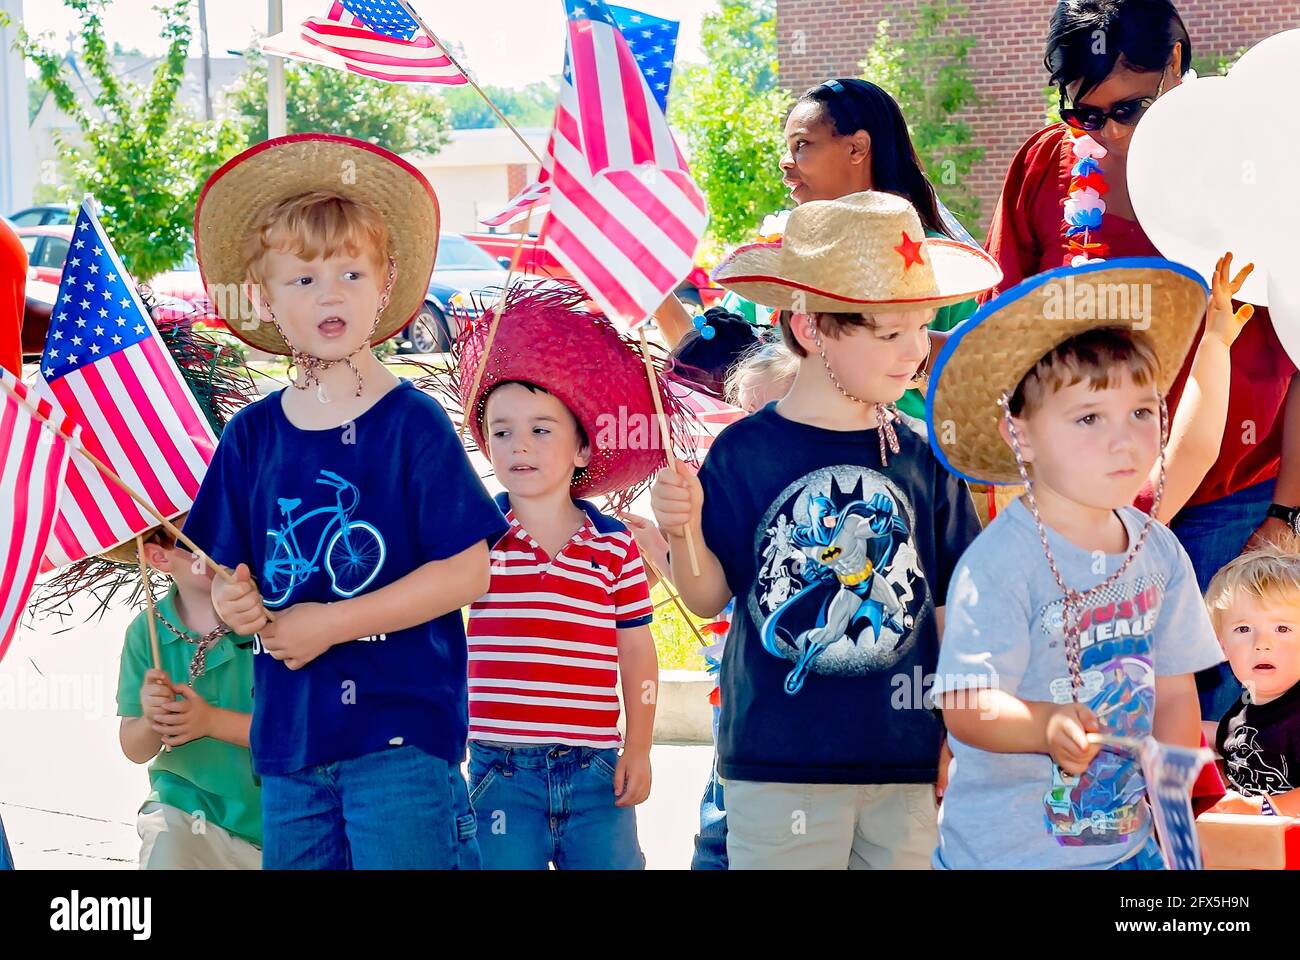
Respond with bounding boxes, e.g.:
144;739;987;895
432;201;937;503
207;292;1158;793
698;404;979;784
183;380;507;777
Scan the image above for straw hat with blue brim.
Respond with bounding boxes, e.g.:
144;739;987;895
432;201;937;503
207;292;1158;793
925;257;1211;486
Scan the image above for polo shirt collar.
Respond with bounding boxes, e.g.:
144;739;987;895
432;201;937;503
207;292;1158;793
494;493;618;551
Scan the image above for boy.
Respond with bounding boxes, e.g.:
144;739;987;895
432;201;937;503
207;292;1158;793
652;191;1002;869
455;285;660;869
117;518;261;869
1205;545;1300;816
926;257;1229;868
184;135;507;869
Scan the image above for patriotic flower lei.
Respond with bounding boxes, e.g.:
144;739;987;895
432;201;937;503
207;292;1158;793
1063;127;1110;265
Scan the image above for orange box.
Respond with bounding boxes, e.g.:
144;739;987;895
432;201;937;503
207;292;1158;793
1196;812;1300;870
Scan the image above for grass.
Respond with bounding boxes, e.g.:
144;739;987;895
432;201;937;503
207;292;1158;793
649;582;713;672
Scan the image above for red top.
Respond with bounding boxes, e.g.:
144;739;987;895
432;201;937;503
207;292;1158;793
0;219;25;375
986;124;1296;508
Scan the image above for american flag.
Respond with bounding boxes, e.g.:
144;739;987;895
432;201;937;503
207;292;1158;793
1139;736;1215;870
33;204;217;571
669;379;744;463
481;3;682;230
539;0;706;330
261;0;467;85
0;370;78;664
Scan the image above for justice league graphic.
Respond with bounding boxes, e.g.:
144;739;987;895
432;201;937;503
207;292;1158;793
749;466;928;695
1038;578;1164;846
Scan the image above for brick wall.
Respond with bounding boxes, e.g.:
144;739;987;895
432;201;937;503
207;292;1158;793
776;0;1300;235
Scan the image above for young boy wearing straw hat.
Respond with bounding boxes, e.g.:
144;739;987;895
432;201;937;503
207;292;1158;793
114;516;261;869
456;283;673;870
925;257;1228;869
181;135;507;869
652;191;1001;869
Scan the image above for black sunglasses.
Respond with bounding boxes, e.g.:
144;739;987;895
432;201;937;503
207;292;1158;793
1060;68;1168;132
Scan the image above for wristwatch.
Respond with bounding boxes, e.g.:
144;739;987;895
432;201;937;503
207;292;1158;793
1266;503;1300;534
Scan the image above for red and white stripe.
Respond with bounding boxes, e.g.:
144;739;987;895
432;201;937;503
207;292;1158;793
541;10;707;331
467;513;652;747
669;379;745;461
481;179;551;228
0;370;77;664
260;1;467;85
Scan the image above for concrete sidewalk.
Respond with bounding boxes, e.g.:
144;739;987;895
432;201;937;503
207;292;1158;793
0;590;714;870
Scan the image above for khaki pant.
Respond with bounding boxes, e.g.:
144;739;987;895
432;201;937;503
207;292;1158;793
138;802;262;870
724;781;937;870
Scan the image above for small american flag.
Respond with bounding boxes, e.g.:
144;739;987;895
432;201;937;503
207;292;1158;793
480;3;682;230
33;203;217;570
261;0;467;85
668;380;744;463
540;0;706;331
1139;736;1215;870
0;369;78;665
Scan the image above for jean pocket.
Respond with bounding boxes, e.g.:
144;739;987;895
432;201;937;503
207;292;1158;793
468;765;500;807
589;749;619;781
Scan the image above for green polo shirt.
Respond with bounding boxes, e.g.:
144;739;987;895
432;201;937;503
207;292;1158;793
116;586;261;846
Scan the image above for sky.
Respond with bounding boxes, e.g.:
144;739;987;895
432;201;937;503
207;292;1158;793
17;0;718;88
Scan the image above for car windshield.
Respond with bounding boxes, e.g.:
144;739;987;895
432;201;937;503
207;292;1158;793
434;235;499;271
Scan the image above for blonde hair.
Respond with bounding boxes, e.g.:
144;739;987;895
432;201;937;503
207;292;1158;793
1205;534;1300;632
1009;327;1160;418
242;191;390;286
725;340;799;409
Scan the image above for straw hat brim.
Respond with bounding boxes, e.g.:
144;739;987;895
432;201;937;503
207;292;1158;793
926;257;1210;486
713;237;1003;312
194;134;439;356
100;512;189;566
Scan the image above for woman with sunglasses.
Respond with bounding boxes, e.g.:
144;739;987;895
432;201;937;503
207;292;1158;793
988;0;1299;726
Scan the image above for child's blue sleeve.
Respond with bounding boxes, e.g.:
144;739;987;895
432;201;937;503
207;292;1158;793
414;401;507;561
932;468;982;604
1153;536;1224;677
183;419;254;574
931;536;1032;700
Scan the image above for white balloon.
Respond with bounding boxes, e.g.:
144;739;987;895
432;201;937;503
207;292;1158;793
1229;29;1300;85
1268;263;1300;372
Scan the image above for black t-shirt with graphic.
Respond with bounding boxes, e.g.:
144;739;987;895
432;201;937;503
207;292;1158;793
1216;679;1300;797
698;404;980;784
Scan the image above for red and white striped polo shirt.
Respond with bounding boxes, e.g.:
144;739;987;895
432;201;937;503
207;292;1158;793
467;495;654;747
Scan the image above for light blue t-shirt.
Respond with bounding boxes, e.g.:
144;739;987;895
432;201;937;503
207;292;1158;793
932;499;1223;869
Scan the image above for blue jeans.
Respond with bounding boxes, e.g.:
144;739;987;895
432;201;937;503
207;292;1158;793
691;704;728;870
260;745;479;870
0;812;13;869
1109;835;1166;870
468;742;644;870
1168;478;1275;722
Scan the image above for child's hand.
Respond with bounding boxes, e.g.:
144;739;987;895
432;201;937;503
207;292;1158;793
613;746;651;807
213;563;270;635
622;513;671;585
153;683;214;747
139;668;175;726
258;602;337;670
1204;252;1255;348
650;460;703;539
1045;702;1101;775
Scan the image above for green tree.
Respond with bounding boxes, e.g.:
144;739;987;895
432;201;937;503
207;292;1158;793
226;49;452;155
441;80;557;129
670;0;790;251
5;0;246;280
860;1;984;233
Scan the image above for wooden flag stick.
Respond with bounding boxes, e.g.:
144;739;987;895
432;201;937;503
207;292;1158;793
0;375;236;588
641;553;707;648
397;0;544;165
134;536;163;672
638;326;700;577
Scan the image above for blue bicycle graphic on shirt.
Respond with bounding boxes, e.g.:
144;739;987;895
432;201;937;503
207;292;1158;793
262;469;386;608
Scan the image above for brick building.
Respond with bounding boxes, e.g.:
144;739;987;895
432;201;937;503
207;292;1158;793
776;1;1300;235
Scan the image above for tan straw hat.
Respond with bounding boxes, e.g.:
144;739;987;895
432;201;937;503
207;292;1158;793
711;190;1001;313
194;134;439;356
926;257;1210;486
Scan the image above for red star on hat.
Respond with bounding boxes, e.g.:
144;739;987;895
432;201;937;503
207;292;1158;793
895;230;925;270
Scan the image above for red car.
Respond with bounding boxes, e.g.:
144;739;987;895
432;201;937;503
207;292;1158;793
464;231;724;311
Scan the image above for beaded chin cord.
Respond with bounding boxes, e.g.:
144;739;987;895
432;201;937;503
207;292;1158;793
808;318;902;465
998;392;1170;700
263;257;399;403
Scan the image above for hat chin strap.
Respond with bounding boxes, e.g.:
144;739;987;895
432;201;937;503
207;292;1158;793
998;392;1169;700
808;320;901;465
265;258;398;403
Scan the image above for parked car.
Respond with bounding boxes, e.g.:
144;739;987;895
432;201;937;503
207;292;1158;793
464;230;725;311
16;225;72;285
401;233;511;354
8;203;75;227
